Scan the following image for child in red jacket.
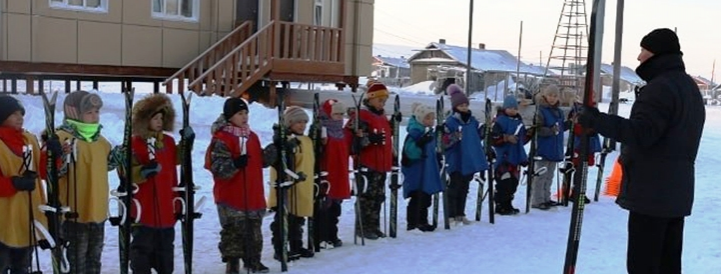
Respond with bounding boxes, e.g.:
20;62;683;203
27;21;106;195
344;83;400;240
128;94;193;274
313;99;351;248
206;98;269;273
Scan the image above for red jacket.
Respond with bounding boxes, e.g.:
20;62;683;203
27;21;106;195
209;131;266;211
131;134;178;228
346;109;392;172
321;134;352;200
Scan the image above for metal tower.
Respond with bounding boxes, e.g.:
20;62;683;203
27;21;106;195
545;0;589;93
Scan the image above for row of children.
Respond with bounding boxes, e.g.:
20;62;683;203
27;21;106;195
0;80;599;274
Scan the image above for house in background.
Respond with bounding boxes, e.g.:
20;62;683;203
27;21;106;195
0;0;374;102
371;55;410;86
599;63;644;91
407;39;548;95
691;75;715;91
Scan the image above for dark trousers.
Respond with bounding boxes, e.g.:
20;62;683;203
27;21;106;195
317;200;342;242
271;213;305;255
447;172;473;218
63;221;105;274
406;191;432;227
130;226;175;274
0;242;31;274
627;211;685;274
494;165;520;208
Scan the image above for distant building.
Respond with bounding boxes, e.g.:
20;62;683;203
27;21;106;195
407;39;548;95
372;55;410;86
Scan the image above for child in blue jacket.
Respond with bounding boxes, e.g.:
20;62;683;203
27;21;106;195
531;84;569;210
442;84;489;225
491;95;530;215
401;103;443;232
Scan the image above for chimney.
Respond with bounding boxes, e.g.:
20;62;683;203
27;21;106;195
439;39;446;44
478;43;486;50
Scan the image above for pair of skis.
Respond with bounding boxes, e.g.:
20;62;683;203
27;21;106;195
39;91;70;274
434;97;451;230
273;89;307;272
308;93;330;252
109;89;201;274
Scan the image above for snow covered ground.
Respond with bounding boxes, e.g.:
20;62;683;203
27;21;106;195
13;85;721;273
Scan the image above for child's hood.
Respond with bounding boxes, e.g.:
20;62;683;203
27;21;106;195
131;94;176;138
210;115;228;135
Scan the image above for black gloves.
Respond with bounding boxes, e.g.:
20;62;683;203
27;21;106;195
45;134;63;157
417;132;434;146
578;106;600;128
180;127;196;146
12;171;37;192
367;131;385;145
140;161;162;179
391;112;402;122
233;155;249;169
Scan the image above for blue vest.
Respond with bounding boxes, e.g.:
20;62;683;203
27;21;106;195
443;113;489;176
493;114;528;166
401;117;444;198
536;106;565;161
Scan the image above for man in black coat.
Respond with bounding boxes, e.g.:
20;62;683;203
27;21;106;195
579;28;705;274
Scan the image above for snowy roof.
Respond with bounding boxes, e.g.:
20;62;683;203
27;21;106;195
408;42;549;76
599;63;644;85
374;56;410;69
410;57;459;63
693;75;716;86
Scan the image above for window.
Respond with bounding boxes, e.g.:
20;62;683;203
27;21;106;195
152;0;199;22
49;0;107;13
314;0;323;26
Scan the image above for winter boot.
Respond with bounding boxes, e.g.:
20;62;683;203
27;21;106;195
245;256;269;273
358;229;379;240
532;203;551;210
225;258;240;274
495;204;516;215
457;216;472;225
417;223;436;232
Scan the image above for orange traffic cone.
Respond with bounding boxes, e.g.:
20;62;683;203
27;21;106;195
603;157;623;197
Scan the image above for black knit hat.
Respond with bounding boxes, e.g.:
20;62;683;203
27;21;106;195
223;97;248;120
0;95;25;124
640;28;681;56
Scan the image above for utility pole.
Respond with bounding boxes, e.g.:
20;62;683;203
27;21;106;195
465;0;474;95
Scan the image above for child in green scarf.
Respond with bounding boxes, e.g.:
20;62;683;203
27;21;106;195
56;90;123;274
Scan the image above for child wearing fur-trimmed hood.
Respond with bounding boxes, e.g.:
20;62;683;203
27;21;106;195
126;93;194;274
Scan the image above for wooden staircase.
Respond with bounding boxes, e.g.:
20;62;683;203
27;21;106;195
163;20;345;99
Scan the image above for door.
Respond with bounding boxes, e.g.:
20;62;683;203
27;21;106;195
280;0;295;22
236;0;259;32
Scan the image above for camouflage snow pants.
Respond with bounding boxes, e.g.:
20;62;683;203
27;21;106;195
63;221;105;274
356;169;387;234
216;205;264;263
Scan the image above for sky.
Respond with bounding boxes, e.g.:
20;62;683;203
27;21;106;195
373;0;720;80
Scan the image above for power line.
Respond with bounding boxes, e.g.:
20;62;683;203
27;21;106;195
374;28;428;46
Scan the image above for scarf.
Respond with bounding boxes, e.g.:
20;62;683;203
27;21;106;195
65;119;101;142
222;124;251;138
0;127;25;156
320;114;344;139
455;110;472;123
